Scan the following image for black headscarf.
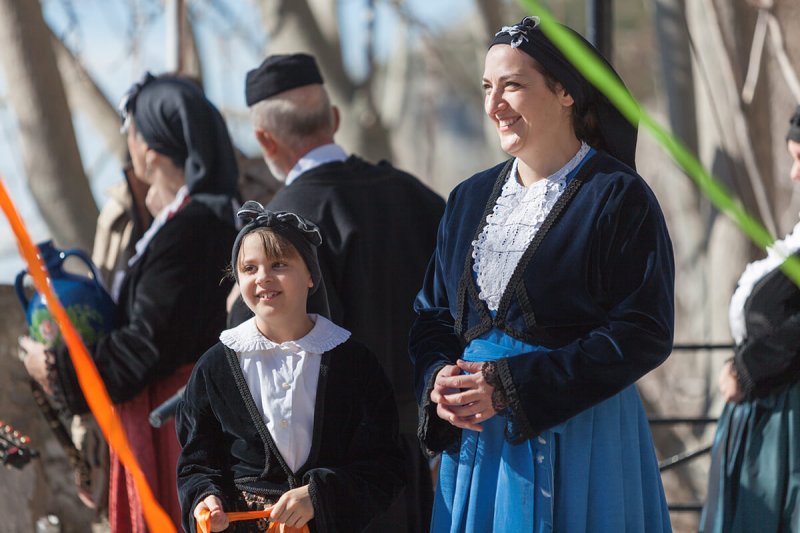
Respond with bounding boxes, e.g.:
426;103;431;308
231;201;323;294
490;16;638;170
119;73;239;225
788;105;800;142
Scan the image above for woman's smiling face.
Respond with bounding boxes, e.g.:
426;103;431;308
482;45;574;159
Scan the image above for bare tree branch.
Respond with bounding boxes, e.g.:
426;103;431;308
474;0;505;42
258;0;354;99
257;0;392;161
0;0;98;251
306;0;340;48
49;27;128;166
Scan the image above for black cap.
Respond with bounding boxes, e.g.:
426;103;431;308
245;53;324;106
788;105;800;143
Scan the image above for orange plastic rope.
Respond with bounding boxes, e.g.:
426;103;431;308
0;178;176;532
196;507;310;533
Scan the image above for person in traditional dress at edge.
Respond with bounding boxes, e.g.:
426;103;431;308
175;203;406;533
699;106;800;533
409;16;676;532
229;52;445;533
19;73;239;532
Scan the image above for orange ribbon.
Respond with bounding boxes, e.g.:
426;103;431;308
196;507;310;533
0;178;176;532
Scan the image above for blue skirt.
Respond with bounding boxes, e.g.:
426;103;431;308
699;382;800;533
431;330;671;532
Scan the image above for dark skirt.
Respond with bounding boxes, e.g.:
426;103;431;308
700;381;800;533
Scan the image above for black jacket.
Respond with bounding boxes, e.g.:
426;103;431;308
175;337;406;533
733;250;800;397
410;153;675;452
55;199;236;412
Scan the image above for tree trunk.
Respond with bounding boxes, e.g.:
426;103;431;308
653;0;698;159
257;0;394;162
0;0;98;252
644;2;800;530
49;28;128;167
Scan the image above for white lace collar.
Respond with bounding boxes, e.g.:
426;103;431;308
220;314;351;354
471;142;591;310
508;141;591;191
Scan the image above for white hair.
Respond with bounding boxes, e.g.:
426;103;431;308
249;84;335;151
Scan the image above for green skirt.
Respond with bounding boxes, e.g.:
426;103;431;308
700;381;800;533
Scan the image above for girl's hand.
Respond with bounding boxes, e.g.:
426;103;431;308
270;485;314;528
432;360;497;432
719;360;745;404
194;495;228;532
18;336;52;395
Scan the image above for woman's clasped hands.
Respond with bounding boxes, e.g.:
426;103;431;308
431;359;498;432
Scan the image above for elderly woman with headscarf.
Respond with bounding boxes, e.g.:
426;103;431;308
20;73;239;532
699;107;800;533
409;17;675;532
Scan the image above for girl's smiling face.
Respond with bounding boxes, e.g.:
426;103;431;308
237;231;313;337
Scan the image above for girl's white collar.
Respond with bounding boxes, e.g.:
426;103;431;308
220;314;351;354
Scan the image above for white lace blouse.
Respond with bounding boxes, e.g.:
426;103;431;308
729;218;800;344
472;142;591;311
219;314;350;472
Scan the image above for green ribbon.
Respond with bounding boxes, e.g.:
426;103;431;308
515;0;800;285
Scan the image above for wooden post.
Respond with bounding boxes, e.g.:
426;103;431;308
586;0;613;59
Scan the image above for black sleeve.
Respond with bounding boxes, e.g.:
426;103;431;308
54;211;233;413
408;199;464;456
494;179;675;442
304;351;407;532
733;312;800;397
175;355;228;533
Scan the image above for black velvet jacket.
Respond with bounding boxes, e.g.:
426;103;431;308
410;152;675;453
175;337;406;533
53;199;236;413
733;250;800;398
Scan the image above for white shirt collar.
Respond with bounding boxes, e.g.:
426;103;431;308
220;314;351;354
285;143;348;186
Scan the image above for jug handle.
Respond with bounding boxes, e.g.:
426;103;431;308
61;248;107;292
14;269;29;310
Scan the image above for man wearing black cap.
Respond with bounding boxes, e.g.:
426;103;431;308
239;52;444;532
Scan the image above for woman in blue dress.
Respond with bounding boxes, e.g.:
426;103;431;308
410;17;674;532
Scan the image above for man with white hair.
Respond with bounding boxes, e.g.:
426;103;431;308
233;53;445;532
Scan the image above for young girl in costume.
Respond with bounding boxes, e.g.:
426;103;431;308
176;202;405;532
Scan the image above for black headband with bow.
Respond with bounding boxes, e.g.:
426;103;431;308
231;201;322;294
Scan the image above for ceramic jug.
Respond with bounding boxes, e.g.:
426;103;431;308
15;240;117;349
